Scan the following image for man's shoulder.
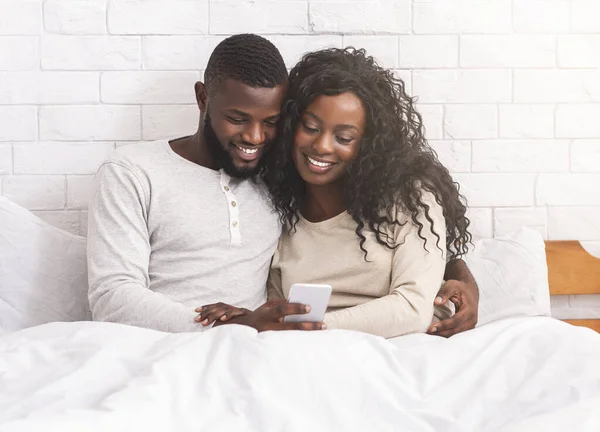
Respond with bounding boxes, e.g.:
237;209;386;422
106;141;168;170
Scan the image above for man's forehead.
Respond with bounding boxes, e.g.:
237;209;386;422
211;78;287;112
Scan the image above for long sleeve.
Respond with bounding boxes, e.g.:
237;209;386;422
87;162;202;333
324;191;447;338
267;249;284;301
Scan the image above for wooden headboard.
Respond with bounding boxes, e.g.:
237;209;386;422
545;240;600;332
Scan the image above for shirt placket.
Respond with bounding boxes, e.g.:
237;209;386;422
219;171;242;246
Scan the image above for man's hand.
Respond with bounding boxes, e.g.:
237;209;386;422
427;259;479;338
195;303;250;326
196;299;327;332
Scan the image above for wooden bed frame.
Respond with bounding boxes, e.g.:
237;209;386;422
545;241;600;332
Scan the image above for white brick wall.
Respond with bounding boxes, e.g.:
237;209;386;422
513;0;570;33
0;37;39;70
0;0;42;35
108;0;209;35
100;71;200;104
399;35;458;69
0;72;100;104
460;35;556;68
44;0;107;35
413;0;512;34
0;0;599;319
42;35;141;70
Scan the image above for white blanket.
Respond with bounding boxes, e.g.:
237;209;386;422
1;317;600;432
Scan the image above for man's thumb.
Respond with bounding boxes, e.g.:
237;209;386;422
435;280;458;304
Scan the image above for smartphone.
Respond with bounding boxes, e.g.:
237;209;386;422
283;283;332;323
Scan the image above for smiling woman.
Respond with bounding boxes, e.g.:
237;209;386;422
262;47;472;339
292;92;365;186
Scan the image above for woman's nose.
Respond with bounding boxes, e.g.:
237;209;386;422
312;133;334;154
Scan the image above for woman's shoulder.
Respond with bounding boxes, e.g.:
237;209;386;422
391;183;444;221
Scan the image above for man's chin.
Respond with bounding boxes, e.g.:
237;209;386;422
223;159;262;179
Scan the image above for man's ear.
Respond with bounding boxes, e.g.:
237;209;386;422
195;81;207;111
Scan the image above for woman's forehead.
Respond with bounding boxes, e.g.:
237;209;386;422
305;93;366;127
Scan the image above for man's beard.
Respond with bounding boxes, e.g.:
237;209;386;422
204;112;267;180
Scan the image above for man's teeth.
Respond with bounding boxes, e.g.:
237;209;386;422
307;156;332;167
236;145;258;155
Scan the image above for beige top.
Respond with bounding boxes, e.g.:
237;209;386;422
267;190;448;339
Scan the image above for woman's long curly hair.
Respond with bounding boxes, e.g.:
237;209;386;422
262;47;471;261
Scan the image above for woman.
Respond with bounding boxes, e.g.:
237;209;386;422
199;48;471;338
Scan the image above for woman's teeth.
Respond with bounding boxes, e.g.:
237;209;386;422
236;145;258;154
307;156;332;167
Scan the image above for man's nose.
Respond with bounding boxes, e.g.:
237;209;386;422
242;123;265;146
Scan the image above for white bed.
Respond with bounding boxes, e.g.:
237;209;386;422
1;316;600;431
1;198;599;431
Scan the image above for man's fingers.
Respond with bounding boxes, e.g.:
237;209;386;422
195;303;225;314
219;308;245;321
435;280;462;305
436;322;474;338
428;308;477;336
196;305;235;325
196;305;217;321
428;321;459;336
195;303;224;313
428;310;471;334
195;311;220;325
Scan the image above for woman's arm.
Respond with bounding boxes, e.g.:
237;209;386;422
324;191;447;338
267;251;285;301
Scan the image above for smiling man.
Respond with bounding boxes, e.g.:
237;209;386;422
87;34;478;336
87;34;308;332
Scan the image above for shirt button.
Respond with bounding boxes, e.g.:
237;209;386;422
223;186;229;192
232;221;238;227
231;201;237;207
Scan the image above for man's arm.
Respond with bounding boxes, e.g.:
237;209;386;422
444;259;476;284
87;161;201;333
427;259;479;337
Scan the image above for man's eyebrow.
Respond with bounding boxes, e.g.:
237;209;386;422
225;109;250;117
264;114;280;121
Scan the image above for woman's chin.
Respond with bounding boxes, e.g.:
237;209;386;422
297;170;337;187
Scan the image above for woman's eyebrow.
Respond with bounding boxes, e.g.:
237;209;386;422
304;111;322;123
336;124;359;131
305;111;360;131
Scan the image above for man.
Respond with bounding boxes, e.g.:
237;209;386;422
87;34;478;337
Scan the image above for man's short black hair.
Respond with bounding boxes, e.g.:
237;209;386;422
204;33;288;94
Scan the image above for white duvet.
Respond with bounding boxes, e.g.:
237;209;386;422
1;317;600;432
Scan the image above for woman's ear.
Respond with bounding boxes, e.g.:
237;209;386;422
194;81;207;111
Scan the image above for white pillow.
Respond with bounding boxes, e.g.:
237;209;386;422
465;227;551;327
0;197;91;332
